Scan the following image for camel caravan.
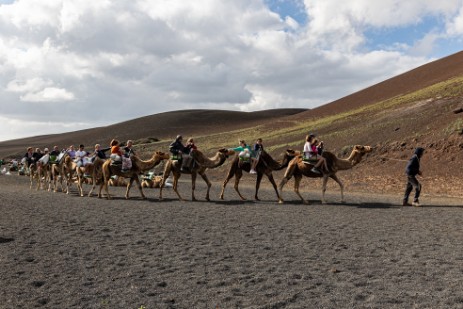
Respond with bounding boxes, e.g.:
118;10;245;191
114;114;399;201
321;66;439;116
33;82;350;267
11;134;378;204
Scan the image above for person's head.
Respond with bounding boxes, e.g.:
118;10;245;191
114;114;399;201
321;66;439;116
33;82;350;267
415;147;425;158
306;134;315;142
44;148;49;153
126;140;133;147
256;138;262;144
110;139;119;147
35;148;41;153
187;138;194;144
53;145;59;151
176;135;183;142
27;147;33;153
239;139;246;146
69;145;74;150
79;144;85;150
95;144;100;150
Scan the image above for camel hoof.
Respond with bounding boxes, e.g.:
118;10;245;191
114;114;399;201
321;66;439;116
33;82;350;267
278;199;284;204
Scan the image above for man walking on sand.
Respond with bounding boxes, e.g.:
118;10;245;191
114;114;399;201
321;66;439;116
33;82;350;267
403;147;425;207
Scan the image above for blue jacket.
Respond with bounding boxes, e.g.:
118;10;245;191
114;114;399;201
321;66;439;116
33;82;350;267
405;154;420;176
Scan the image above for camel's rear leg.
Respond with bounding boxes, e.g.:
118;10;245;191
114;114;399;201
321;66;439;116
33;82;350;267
199;172;212;201
255;172;264;201
293;175;308;204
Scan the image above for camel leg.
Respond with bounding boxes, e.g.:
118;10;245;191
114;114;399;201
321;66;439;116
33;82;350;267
129;176;145;200
255;172;264;201
328;174;344;203
220;169;235;200
191;172;197;201
159;161;173;200
125;178;135;199
293;175;308;204
278;162;297;204
266;173;281;203
136;177;146;199
233;170;246;201
199;172;212;202
172;173;184;201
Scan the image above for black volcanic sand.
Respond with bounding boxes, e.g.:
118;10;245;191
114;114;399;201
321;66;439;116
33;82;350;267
1;174;462;308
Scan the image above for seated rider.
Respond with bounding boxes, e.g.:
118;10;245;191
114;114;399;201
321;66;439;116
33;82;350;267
169;135;187;161
124;139;136;158
75;144;92;176
181;137;197;171
49;145;61;164
250;138;264;173
303;134;327;174
231;139;257;174
23;147;34;167
110;139;132;172
93;143;110;161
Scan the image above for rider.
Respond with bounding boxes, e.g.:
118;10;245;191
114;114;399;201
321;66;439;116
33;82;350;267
231;139;257;174
303;134;327;174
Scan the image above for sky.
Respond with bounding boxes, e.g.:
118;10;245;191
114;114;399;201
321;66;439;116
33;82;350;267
0;0;462;142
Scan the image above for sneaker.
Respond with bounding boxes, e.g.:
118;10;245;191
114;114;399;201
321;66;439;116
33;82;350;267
311;167;321;174
250;169;257;174
402;201;412;206
412;200;421;207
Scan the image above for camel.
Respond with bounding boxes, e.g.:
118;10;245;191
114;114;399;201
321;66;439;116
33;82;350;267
159;148;234;201
109;175;128;187
49;154;70;193
28;163;40;190
220;149;298;201
141;173;163;188
98;151;169;199
278;145;373;204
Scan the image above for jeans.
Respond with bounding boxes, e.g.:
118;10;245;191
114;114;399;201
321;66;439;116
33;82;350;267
403;175;421;202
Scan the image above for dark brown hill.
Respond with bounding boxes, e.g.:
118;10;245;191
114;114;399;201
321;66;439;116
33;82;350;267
0;109;306;158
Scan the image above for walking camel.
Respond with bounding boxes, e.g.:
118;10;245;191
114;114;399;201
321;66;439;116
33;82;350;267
99;151;169;199
50;153;70;193
220;149;298;201
159;148;234;201
278;145;373;204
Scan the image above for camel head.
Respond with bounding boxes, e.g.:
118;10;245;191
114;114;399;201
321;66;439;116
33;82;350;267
350;145;373;164
285;149;301;157
155;151;170;160
218;148;234;158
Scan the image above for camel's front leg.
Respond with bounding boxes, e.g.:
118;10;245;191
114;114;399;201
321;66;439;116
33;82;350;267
233;170;246;201
199;172;212;202
255;172;264;201
278;176;291;204
329;174;344;203
220;175;233;200
159;162;172;200
294;175;308;204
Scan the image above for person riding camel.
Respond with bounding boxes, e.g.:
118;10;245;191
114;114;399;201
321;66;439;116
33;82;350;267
303;134;327;174
231;139;257;174
181;137;197;171
110;139;131;172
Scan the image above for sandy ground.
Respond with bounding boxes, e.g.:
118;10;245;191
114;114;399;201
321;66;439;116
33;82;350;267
1;173;463;309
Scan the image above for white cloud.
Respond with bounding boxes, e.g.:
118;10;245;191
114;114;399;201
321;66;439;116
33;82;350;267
20;87;75;102
0;0;462;142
